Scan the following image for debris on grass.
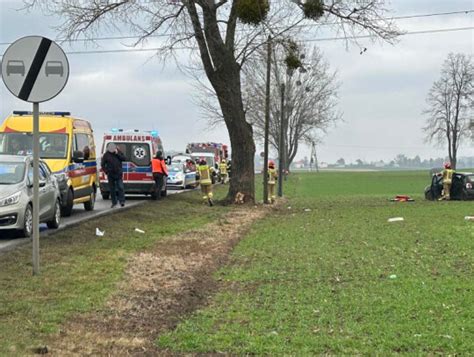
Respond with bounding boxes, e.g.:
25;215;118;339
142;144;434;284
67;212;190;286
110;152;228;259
134;228;145;234
464;216;474;221
389;274;397;279
440;334;453;339
388;217;404;223
304;208;312;212
390;195;415;202
95;228;105;237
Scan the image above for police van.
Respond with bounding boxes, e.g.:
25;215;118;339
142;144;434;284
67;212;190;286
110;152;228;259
99;129;170;199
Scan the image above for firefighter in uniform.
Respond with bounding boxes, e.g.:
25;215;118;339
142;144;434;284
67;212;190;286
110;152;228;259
439;162;454;201
198;159;214;206
219;159;228;184
268;160;278;204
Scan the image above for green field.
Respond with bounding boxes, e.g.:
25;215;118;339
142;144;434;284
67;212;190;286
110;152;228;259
158;171;474;354
0;188;230;355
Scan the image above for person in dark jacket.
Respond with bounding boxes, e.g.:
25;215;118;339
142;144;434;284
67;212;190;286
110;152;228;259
101;143;126;208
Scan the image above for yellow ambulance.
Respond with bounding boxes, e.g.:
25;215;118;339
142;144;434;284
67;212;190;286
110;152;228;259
0;111;98;216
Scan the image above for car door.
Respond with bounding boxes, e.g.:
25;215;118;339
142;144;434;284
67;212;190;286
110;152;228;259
39;162;56;220
430;175;443;199
450;174;463;199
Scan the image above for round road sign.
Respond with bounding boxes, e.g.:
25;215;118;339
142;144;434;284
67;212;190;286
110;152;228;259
1;36;69;103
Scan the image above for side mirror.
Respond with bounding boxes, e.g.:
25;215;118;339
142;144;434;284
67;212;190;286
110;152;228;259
72;150;84;163
39;180;46;188
166;156;172;165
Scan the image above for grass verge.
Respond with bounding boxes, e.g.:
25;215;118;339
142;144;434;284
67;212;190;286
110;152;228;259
0;187;229;355
157;171;474;354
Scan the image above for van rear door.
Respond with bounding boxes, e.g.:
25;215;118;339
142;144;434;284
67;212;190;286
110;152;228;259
115;142;152;184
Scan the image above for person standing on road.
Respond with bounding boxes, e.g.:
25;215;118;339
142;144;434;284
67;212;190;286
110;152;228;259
198;159;214;206
101;143;126;208
151;151;168;200
439;162;454;201
267;160;278;204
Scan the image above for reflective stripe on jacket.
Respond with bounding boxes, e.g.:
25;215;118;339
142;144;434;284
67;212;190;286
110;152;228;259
198;164;212;185
152;158;168;175
442;169;454;184
268;168;277;184
219;162;227;174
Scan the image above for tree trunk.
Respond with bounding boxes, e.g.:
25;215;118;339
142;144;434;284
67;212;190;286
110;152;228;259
212;65;256;203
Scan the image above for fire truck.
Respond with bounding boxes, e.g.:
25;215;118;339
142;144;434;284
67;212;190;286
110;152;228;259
186;142;229;183
99;129;169;199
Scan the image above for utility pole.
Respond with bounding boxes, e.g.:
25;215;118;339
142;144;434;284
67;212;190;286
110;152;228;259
278;83;285;197
310;141;319;173
263;36;272;204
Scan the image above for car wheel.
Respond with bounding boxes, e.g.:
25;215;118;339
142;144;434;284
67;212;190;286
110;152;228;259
101;191;110;200
47;200;61;229
61;189;74;217
161;188;167;197
461;189;469;201
425;191;433;201
21;204;33;238
84;189;96;211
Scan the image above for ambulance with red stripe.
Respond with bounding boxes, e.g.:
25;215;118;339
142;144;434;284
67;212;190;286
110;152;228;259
99;129;169;200
0;111;98;216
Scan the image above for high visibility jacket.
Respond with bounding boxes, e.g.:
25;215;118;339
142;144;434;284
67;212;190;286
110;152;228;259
442;169;454;184
219;162;227;175
198;164;212;185
152;158;168;175
268;168;277;184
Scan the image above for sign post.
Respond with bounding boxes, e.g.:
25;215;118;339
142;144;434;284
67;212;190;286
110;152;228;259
1;36;69;275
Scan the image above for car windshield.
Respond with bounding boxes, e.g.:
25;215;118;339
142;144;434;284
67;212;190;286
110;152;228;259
0;133;68;159
0;161;25;184
169;163;183;173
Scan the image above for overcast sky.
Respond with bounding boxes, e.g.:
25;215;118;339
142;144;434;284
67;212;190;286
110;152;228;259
1;0;473;164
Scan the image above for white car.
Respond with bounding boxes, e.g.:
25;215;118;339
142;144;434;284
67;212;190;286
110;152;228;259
0;155;61;237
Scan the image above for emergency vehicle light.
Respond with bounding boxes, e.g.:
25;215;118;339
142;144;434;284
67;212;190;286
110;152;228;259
150;130;159;137
13;111;71;116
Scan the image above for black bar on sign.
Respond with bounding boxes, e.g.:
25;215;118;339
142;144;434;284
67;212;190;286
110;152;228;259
18;38;52;101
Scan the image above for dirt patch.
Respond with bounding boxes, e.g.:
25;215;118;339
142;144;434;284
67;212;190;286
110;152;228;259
45;204;275;356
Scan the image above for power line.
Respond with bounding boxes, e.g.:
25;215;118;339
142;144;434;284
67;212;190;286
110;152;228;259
304;26;474;43
16;26;470;56
0;9;472;46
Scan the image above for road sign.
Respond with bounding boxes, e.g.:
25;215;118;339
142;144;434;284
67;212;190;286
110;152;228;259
1;36;69;103
1;36;69;275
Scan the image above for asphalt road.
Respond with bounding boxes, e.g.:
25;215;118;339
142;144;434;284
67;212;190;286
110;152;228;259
0;188;186;254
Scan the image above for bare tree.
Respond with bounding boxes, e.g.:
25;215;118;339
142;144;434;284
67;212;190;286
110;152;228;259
25;0;399;202
424;53;473;169
244;45;341;170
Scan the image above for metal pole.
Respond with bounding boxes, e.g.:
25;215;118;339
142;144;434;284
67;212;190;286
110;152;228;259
278;83;285;197
314;142;320;173
263;36;271;204
32;102;40;275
